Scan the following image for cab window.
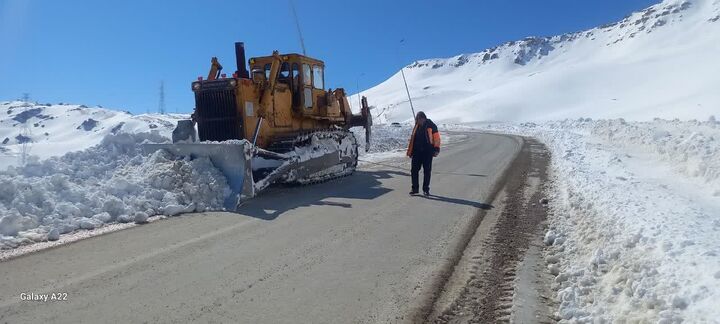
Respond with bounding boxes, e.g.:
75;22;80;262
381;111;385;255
312;65;324;89
291;63;300;89
304;88;313;108
302;64;312;86
264;63;272;80
278;62;290;84
251;66;264;82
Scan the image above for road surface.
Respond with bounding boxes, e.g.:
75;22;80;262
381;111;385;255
0;132;521;323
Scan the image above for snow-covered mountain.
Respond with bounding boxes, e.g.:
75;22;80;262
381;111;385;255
0;101;185;168
352;0;720;124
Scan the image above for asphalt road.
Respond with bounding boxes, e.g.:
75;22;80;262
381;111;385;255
0;132;521;324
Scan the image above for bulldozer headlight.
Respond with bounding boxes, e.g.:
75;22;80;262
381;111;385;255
192;82;201;90
229;80;237;87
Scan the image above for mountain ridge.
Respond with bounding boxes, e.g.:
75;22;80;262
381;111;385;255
352;0;720;124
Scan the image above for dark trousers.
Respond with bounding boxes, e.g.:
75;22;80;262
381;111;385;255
411;152;433;192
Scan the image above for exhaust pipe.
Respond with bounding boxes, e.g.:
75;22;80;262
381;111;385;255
235;42;249;78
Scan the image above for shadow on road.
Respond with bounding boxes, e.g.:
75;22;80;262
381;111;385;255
360;161;485;178
434;172;487;177
419;194;494;210
236;170;404;220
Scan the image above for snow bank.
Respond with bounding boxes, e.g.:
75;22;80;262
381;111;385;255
0;132;230;249
588;118;720;195
353;124;412;156
475;118;720;322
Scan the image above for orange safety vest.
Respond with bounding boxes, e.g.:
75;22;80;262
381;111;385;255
407;121;441;157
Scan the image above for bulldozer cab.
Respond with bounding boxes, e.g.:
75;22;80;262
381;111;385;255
250;54;324;111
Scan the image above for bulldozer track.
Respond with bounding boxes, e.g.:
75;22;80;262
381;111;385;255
269;128;359;186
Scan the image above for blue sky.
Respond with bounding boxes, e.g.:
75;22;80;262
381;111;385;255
0;0;658;114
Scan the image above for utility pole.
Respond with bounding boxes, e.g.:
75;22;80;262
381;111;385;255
158;81;166;115
356;73;365;112
400;68;416;118
398;39;416;118
20;93;32;166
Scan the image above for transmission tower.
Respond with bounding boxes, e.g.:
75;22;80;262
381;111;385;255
158;81;166;115
20;93;32;166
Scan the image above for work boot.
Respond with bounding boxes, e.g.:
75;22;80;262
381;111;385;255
409;190;419;195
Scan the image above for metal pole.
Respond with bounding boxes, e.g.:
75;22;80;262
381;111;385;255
289;0;307;56
356;76;363;112
397;38;416;118
252;117;263;146
400;68;416;118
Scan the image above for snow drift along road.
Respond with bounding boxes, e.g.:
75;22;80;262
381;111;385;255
480;118;720;322
0;132;230;249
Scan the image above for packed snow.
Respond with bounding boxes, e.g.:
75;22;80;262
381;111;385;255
354;123;412;163
477;118;720;322
0;101;232;249
0;132;231;249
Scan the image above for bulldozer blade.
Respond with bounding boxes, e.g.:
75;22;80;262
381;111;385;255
141;141;256;207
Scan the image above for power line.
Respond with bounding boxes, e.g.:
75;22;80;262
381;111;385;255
289;0;307;56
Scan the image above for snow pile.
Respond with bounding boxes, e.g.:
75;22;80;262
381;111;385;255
0;101;186;169
475;119;720;322
353;124;412;155
588;118;720;195
0;132;230;249
350;0;720;124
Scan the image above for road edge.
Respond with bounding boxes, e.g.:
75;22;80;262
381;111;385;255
426;137;556;323
404;133;524;323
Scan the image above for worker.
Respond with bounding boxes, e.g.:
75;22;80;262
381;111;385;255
406;111;441;195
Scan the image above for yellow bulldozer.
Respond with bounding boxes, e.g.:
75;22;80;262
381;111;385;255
144;42;372;206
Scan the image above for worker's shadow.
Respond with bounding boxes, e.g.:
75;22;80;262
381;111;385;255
419;194;494;210
236;170;407;220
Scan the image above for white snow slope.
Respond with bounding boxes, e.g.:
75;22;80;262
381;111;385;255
351;0;720;124
0;101;185;169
